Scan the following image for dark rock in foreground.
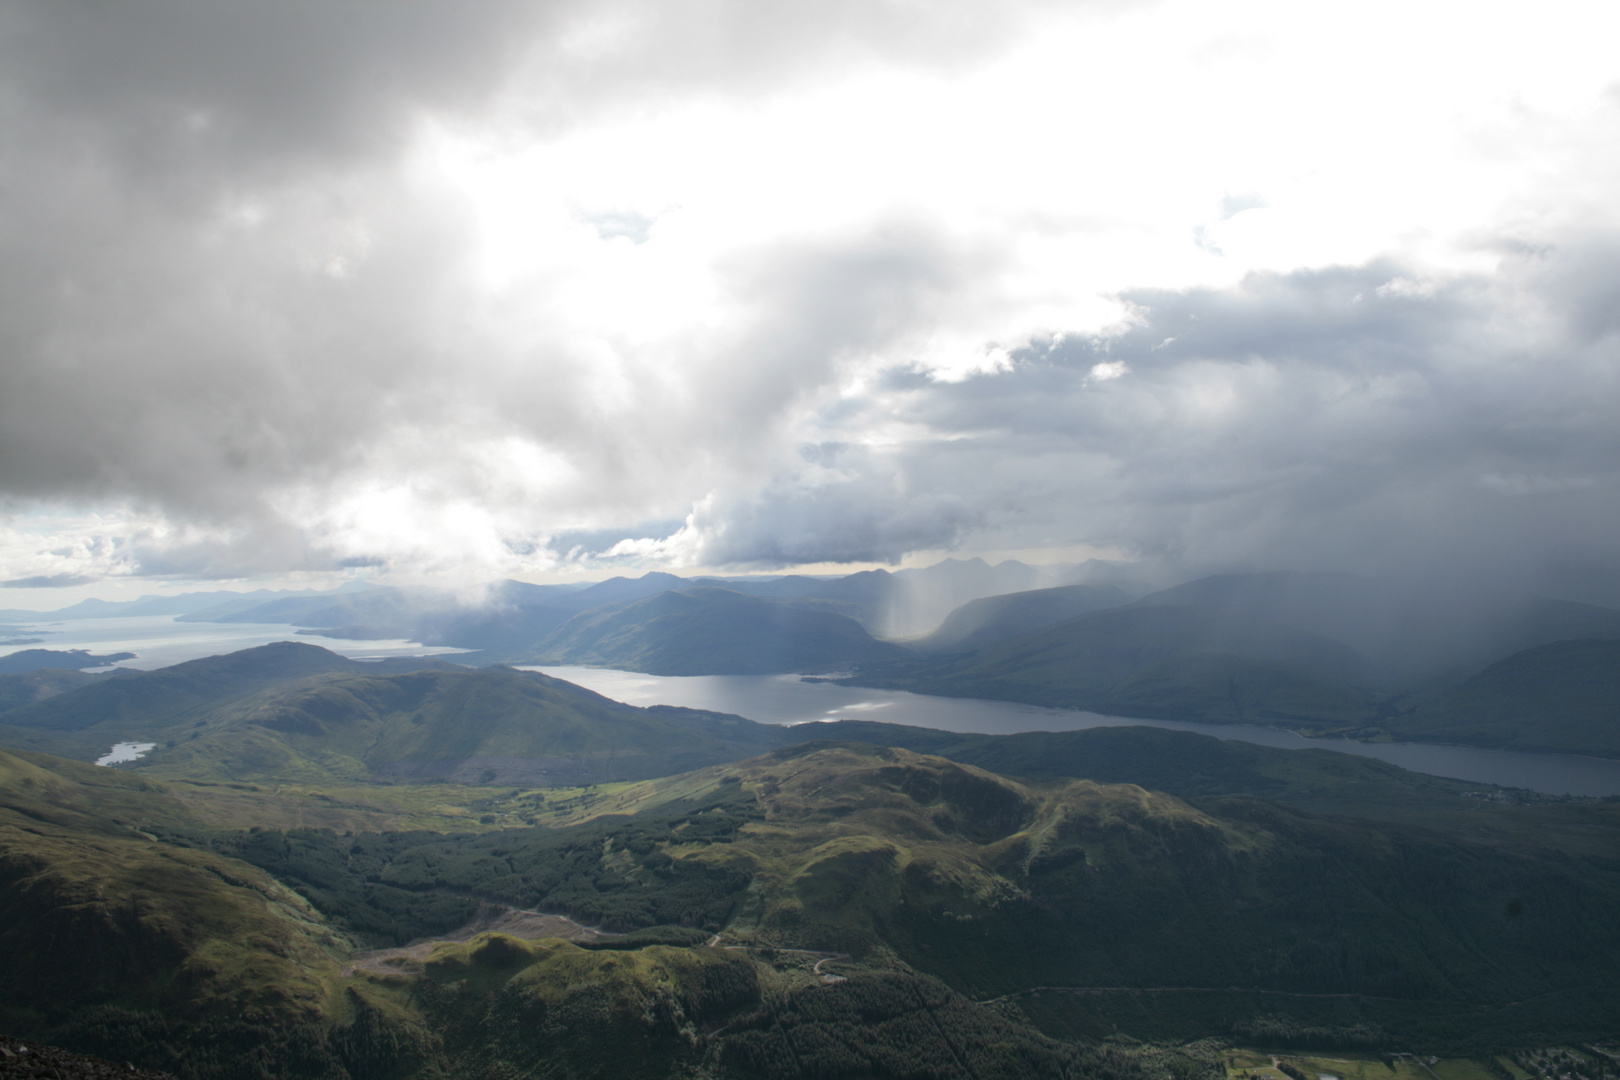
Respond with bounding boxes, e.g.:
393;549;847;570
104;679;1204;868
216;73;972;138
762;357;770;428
0;1037;177;1080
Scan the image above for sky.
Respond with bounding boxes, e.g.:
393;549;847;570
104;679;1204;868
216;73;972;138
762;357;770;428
2;0;1618;608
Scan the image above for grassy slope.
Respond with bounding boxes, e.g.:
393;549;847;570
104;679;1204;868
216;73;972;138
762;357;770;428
177;738;1616;1058
5;731;1620;1074
408;932;1206;1080
778;721;1620;859
673;745;1620;1048
848;604;1380;729
0;668;103;713
1394;640;1620;757
0;651;789;785
0;749;350;1033
138;666;783;786
524;586;908;674
0;642;464;759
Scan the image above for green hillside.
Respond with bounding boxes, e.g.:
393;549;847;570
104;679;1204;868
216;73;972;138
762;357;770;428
0;668;103;712
0;648;788;785
0;641;459;733
680;747;1620;1005
0;744;1224;1080
776;721;1620;857
0;748;357;1072
0;642;468;762
139;665;784;786
3;728;1620;1077
1394;639;1620;757
3;643;1620;1075
910;582;1132;652
192;744;1620;1052
522;586;908;674
848;604;1379;730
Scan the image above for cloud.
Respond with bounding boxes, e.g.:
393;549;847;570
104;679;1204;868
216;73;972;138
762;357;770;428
0;0;1067;585
1;0;1618;606
2;0;1084;184
747;251;1619;599
1;574;100;589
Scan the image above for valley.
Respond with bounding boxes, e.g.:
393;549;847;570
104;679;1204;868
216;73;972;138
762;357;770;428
1;565;1617;1079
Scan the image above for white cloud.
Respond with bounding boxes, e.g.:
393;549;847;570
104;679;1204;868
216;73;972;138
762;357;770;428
1;0;1618;599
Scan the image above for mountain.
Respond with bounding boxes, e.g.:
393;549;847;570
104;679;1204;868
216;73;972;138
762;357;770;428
0;747;354;1073
699;569;896;627
846;603;1379;728
394;575;695;658
0;669;105;713
138;666;786;786
163;562;1124;660
4;704;1620;1076
0;642;464;760
674;745;1619;1023
1393;639;1620;757
841;571;1620;743
405;602;574;653
175;585;424;628
174;575;693;658
1134;572;1620;684
199;743;1620;1052
776;721;1620;857
522;586;909;674
548;571;691;611
0;642;786;784
0;743;1222;1080
0;585;373;623
910;582;1132;652
732;557;1101;639
0;648;135;673
179;576;686;629
880;557;1105;637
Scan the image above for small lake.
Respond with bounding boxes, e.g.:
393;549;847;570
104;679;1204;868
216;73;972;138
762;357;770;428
530;666;1620;798
96;741;156;766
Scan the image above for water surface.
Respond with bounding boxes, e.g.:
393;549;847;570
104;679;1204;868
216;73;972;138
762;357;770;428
530;666;1620;797
96;742;156;766
0;615;468;670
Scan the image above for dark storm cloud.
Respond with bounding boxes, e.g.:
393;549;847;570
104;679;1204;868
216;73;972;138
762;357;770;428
2;1;549;180
688;450;982;567
684;250;1620;603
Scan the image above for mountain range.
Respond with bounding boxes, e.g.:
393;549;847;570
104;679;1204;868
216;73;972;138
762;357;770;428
5;561;1620;758
0;640;1617;1078
5;555;1620;762
842;571;1620;754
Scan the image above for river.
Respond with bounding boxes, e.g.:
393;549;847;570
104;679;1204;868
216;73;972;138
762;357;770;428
0;615;469;670
530;666;1620;798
